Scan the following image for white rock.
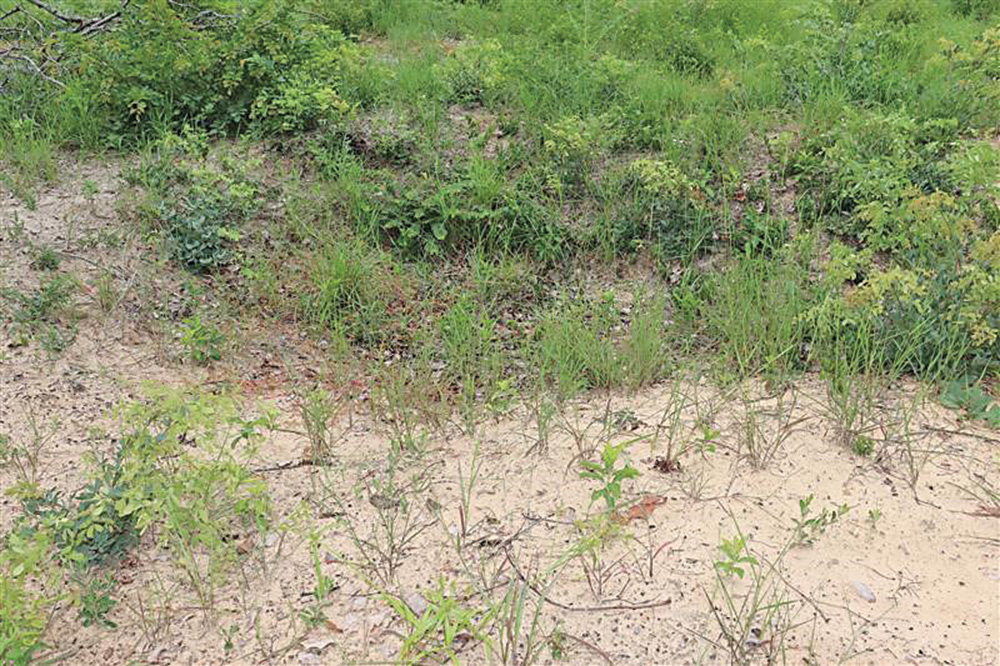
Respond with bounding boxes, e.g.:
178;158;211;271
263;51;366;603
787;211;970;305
851;580;876;603
404;592;428;615
301;634;337;654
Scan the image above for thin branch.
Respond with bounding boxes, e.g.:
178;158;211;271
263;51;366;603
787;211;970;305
27;0;87;25
78;0;131;37
0;6;21;23
919;426;1000;446
0;51;65;87
503;547;673;613
563;633;613;665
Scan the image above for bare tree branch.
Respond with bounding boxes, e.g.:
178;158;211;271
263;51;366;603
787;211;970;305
0;48;65;87
0;0;133;91
0;6;22;23
78;0;131;38
26;0;87;25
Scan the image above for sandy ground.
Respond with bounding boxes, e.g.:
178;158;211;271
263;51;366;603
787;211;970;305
1;164;998;665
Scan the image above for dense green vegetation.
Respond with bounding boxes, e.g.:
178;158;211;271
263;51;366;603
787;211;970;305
6;0;996;385
1;0;999;662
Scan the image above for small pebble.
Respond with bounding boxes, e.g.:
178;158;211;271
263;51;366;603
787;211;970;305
852;581;876;603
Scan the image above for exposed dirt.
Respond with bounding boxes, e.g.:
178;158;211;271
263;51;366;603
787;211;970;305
1;165;998;665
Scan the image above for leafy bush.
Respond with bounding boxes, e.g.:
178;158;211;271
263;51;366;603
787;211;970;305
65;1;357;142
0;530;56;666
21;456;139;569
148;141;260;272
810;230;1000;380
161;191;243;272
939;24;1000;126
619;157;712;262
542;115;605;187
378;180;454;256
179;316;225;364
793;110;960;240
434;39;508;105
8;388;276;623
110;390;273;602
858;191;974;262
941;377;1000;425
369;165;548;259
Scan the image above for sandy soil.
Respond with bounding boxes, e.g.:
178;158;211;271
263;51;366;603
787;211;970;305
1;164;998;665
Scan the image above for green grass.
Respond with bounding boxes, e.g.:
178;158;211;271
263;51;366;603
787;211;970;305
0;0;997;390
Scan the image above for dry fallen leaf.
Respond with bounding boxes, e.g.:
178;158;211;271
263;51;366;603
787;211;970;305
619;495;667;524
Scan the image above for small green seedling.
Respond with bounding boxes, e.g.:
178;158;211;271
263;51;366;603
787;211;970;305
76;575;117;628
382;580;487;664
852;435;875;457
580;440;641;512
179;316;224;365
792;494;849;546
867;508;882;528
697;424;720;454
30;246;61;271
714;535;758;579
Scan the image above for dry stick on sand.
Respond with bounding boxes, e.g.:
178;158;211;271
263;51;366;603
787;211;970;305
919;425;1000;446
502;547;674;613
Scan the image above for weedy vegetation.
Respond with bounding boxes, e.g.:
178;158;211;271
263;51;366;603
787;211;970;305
1;0;998;663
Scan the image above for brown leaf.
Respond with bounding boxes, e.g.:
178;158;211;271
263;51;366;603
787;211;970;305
619;495;667;524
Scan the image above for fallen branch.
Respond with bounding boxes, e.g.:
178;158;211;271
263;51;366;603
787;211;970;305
0;49;64;87
79;1;131;38
0;6;21;23
27;0;86;25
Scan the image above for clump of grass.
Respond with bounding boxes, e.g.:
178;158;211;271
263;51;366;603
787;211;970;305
1;274;78;351
299;386;354;465
536;292;669;400
438;294;503;432
29;246;61;271
704;255;814;382
301;237;399;348
737;387;808;470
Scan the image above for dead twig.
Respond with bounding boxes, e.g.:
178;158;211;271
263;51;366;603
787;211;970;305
503;547;673;613
562;633;614;665
0;49;65;87
27;0;87;25
0;6;21;23
919;426;1000;446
